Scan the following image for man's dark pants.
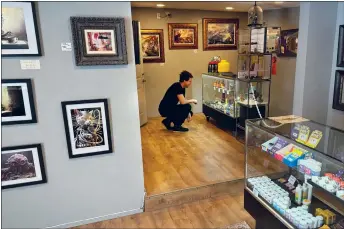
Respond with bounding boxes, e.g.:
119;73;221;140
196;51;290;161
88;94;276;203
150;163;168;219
159;104;192;126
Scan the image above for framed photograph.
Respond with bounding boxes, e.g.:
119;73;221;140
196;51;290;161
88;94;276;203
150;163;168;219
202;18;239;51
61;99;113;158
1;1;41;56
337;25;344;67
2;79;37;125
168;23;198;49
70;17;128;66
333;70;344;111
279;29;298;57
141;29;165;63
2;144;47;189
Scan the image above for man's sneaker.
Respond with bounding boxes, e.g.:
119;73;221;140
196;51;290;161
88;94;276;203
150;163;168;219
162;118;172;130
173;126;189;132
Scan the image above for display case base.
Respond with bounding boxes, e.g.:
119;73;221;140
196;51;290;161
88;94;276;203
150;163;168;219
203;104;236;131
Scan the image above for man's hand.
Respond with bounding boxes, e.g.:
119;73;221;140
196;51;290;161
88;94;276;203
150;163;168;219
190;99;198;104
187;113;192;122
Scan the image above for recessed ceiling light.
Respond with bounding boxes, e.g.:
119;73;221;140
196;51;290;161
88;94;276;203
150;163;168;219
157;4;165;7
274;1;284;3
226;7;234;10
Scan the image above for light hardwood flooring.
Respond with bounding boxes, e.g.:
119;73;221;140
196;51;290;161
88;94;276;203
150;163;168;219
74;193;255;229
141;113;245;196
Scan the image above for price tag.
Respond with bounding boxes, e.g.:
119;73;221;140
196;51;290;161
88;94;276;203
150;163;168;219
288;175;297;186
263;159;269;168
253;188;259;197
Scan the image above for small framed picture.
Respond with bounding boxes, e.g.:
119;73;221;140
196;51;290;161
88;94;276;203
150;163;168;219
141;29;165;63
1;1;42;56
1;79;37;125
279;29;298;57
61;99;113;158
337;25;344;67
333;70;344;111
168;23;198;49
70;17;128;66
2;144;47;189
202;18;239;51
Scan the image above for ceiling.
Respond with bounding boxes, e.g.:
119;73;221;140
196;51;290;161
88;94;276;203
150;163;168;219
131;1;300;12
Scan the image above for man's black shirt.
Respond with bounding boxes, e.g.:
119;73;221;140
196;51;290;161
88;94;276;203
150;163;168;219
159;82;185;112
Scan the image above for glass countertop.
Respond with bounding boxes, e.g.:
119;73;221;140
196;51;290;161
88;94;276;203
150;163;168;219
247;117;344;163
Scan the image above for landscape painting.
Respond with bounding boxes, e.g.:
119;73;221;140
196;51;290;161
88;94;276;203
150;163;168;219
141;29;165;63
168;23;198;49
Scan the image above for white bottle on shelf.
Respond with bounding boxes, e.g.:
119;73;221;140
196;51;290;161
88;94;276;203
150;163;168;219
302;183;308;202
308;184;313;202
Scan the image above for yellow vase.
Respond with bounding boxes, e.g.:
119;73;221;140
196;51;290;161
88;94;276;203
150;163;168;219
218;60;230;73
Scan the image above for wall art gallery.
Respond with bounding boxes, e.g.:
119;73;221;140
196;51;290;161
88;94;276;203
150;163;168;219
168;23;198;50
61;99;113;158
70;16;128;66
1;1;41;56
141;29;165;63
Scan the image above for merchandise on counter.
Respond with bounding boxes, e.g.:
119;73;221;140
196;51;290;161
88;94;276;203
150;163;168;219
295;184;302;205
261;136;279;153
316;208;337;225
311;174;344;199
306;130;323;148
307;184;313;202
296;125;311;144
274;144;294;161
298;158;322;176
319;225;331;229
302;183;308;201
269;138;289;155
283;146;308;167
218;59;230;73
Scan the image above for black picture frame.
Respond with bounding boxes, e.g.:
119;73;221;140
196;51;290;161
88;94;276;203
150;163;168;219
1;78;37;125
337;25;344;67
2;144;47;189
70;17;128;66
61;99;113;158
1;1;42;57
278;29;298;57
333;70;344;111
132;20;141;65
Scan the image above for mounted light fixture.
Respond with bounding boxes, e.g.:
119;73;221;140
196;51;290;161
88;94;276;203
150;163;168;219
156;4;165;7
248;1;263;27
226;7;234;10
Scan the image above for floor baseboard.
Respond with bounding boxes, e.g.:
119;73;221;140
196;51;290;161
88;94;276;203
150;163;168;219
46;208;143;229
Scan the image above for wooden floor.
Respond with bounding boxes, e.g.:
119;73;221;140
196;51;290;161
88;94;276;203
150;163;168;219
74;193;255;229
141;113;245;196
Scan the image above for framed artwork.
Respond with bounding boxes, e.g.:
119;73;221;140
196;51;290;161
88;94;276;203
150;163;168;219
2;144;47;189
266;27;281;54
132;21;141;65
279;29;298;57
333;70;344;111
250;27;266;54
168;23;198;49
1;1;42;56
202;18;239;51
61;99;113;158
70;17;128;66
337;25;344;67
141;29;165;63
1;79;37;125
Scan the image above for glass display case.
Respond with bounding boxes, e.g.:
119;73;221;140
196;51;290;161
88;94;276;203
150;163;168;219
244;117;344;229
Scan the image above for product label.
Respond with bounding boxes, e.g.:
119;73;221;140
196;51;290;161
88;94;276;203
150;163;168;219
288;175;297;186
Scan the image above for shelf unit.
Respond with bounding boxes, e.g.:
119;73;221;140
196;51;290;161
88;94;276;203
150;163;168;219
245;118;344;229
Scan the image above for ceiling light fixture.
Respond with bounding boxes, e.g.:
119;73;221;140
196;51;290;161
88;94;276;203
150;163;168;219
156;4;165;7
226;7;234;10
274;1;284;3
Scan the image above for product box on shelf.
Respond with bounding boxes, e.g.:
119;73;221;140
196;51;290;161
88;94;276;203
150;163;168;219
270;138;289;156
261;136;279;154
283;147;309;168
274;144;294;161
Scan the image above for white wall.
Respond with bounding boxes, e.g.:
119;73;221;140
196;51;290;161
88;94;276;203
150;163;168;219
2;2;144;228
327;2;344;130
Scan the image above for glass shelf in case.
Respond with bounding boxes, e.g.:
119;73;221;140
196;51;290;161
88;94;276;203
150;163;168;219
244;117;344;229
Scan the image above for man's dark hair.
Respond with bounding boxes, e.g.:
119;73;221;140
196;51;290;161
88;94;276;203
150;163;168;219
179;71;193;82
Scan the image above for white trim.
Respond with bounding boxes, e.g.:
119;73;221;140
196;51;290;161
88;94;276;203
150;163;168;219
45;208;143;229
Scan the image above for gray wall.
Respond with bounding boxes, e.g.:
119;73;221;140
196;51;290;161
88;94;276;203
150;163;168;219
294;2;341;127
327;2;344;130
2;2;144;228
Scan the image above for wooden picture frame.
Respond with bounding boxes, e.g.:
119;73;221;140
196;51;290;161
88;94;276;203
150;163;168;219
2;144;47;189
1;79;37;125
1;1;42;56
202;18;239;51
141;29;165;63
333;70;344;111
337;25;344;67
61;99;113;158
279;29;298;57
168;23;198;49
70;17;128;66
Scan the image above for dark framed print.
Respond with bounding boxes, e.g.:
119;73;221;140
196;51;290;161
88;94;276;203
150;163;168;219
333;70;344;111
61;99;113;158
1;79;37;125
279;29;298;57
1;1;42;56
2;144;47;189
337;25;344;67
141;29;165;63
70;17;128;66
168;23;198;49
202;18;239;51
